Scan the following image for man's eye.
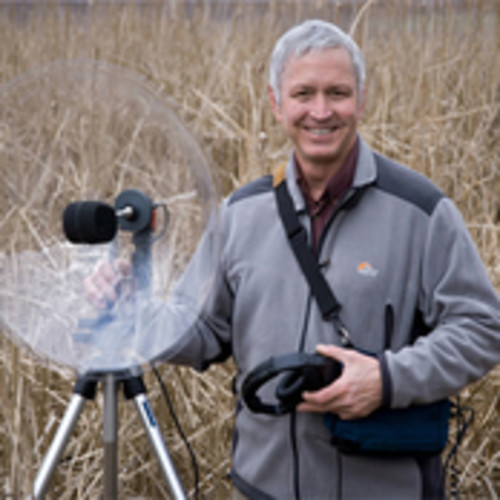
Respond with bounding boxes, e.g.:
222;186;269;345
294;90;312;99
329;88;350;99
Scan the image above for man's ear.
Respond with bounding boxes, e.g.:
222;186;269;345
268;84;282;122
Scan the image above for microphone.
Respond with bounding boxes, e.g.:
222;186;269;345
63;201;118;244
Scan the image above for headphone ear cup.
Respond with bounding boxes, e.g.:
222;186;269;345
276;371;307;408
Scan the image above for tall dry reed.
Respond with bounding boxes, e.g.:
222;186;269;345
0;1;498;498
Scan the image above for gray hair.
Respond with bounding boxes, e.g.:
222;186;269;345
269;19;365;106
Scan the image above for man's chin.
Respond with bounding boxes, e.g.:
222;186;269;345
300;151;342;169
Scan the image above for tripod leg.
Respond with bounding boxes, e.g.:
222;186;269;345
134;393;187;500
103;373;119;499
33;394;87;499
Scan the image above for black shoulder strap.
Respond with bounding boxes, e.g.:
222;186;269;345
274;177;341;322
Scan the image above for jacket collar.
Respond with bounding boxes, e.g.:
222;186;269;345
353;136;377;188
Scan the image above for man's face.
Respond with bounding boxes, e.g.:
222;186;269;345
269;47;364;177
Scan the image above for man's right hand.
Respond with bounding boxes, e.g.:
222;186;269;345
83;259;131;309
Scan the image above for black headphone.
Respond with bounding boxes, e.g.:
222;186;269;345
242;352;342;415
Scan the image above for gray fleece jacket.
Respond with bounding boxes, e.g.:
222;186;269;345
156;136;500;499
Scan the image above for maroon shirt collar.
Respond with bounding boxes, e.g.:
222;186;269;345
295;138;359;253
295;137;359;209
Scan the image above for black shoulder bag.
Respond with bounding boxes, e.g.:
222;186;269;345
273;172;450;456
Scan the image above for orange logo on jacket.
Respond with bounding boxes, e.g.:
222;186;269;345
357;261;379;277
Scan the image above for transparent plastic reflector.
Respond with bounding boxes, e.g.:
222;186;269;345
0;60;220;377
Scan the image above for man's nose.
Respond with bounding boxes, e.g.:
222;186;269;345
309;95;333;120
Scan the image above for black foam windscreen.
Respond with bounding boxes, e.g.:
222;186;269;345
63;201;117;244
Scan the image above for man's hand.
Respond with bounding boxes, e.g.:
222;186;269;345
298;344;383;420
83;259;131;309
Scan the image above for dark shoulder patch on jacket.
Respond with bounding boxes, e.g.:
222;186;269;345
374;153;444;215
228;174;273;206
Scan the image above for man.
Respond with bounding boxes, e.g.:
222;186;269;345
87;20;500;499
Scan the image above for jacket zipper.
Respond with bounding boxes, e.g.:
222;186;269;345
290;187;364;500
290;293;313;500
317;186;365;255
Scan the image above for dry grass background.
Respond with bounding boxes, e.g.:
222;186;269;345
0;0;499;498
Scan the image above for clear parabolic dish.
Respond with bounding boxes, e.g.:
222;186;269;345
0;60;220;378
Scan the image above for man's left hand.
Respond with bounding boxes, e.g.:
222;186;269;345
297;344;383;420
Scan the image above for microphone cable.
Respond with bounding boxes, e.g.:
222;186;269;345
443;396;474;499
151;362;200;500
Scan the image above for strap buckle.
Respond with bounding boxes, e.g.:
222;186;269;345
332;317;353;348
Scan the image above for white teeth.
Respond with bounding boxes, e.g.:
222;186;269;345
309;128;333;135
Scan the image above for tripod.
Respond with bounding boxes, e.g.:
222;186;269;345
34;369;187;499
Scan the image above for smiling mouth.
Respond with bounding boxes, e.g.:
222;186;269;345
305;125;341;136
